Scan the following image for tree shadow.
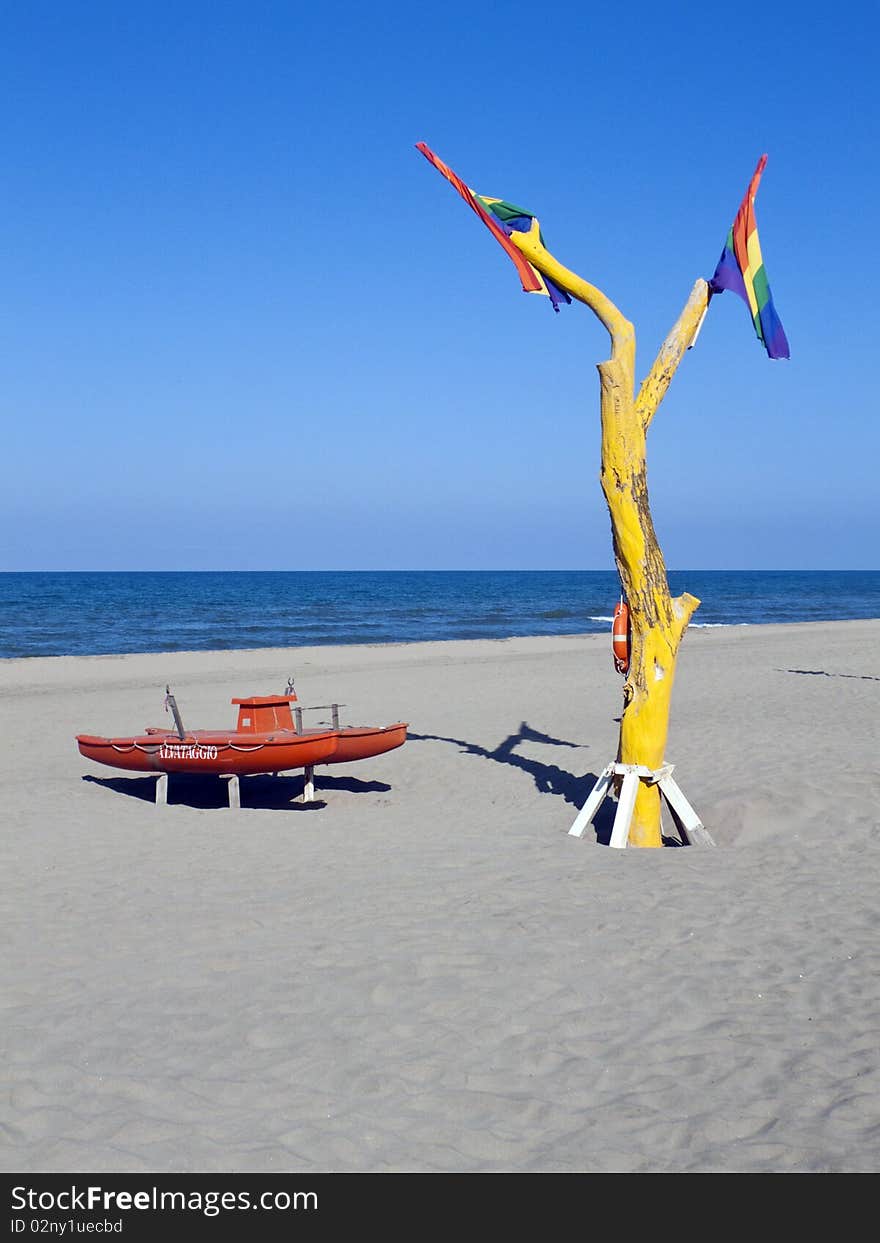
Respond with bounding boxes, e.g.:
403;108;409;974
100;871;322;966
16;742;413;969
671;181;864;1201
409;721;689;846
82;771;386;810
408;721;619;843
781;668;880;682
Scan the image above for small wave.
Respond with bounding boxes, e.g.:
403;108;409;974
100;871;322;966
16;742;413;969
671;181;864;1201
538;609;576;619
588;615;614;623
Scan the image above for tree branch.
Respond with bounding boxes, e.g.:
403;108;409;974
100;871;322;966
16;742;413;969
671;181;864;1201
635;279;711;430
671;591;701;643
509;220;635;381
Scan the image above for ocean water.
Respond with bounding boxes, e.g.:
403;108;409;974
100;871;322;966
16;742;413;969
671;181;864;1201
1;570;878;659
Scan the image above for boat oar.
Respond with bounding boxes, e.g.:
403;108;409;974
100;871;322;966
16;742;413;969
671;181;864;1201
164;685;186;740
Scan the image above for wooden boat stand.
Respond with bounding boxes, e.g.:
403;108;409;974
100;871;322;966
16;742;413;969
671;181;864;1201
150;694;348;807
153;769;320;808
154;771;244;808
568;761;715;848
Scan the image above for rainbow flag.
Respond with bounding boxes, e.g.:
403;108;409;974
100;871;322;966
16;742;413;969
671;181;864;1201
416;142;571;312
709;155;790;359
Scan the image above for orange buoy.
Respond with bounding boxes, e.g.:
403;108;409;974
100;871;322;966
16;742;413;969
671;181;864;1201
612;599;630;674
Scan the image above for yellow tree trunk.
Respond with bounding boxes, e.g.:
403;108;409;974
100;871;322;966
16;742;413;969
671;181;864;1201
510;223;709;845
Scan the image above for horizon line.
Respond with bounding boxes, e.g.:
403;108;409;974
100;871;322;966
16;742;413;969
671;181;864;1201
2;567;879;575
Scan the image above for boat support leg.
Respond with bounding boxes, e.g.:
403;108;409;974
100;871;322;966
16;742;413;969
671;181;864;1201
225;774;241;809
155;773;168;806
302;765;315;802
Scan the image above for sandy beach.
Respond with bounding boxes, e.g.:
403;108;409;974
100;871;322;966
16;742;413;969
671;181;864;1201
2;620;878;1173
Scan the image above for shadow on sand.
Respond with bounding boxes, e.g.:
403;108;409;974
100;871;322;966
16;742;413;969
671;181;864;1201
409;720;687;847
408;720;624;845
782;668;880;682
82;771;390;810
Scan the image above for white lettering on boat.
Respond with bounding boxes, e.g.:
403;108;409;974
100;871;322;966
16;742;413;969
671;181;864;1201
158;743;219;761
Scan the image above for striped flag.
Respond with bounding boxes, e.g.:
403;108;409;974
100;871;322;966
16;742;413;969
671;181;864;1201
709;155;790;359
416;142;571;312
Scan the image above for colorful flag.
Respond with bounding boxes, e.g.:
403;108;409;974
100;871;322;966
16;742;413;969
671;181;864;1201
416;142;571;312
709;155;790;359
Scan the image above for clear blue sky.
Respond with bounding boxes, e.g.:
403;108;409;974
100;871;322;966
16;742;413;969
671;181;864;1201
1;0;877;570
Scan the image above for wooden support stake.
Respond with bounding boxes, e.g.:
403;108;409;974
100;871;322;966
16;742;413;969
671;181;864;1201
609;769;641;849
658;774;715;846
568;764;614;838
155;773;168;806
302;765;315;802
226;774;240;809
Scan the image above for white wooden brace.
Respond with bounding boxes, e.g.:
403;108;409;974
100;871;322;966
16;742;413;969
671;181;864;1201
568;761;714;848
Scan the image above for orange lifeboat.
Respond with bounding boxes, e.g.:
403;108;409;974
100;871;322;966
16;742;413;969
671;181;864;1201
76;712;338;776
76;689;407;777
612;600;630;674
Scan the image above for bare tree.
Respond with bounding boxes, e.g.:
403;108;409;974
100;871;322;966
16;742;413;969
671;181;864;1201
418;146;786;845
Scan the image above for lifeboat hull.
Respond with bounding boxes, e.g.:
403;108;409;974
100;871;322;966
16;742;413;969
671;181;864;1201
76;729;338;776
318;723;408;764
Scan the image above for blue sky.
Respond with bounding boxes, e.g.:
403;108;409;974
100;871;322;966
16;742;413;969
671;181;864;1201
1;0;877;570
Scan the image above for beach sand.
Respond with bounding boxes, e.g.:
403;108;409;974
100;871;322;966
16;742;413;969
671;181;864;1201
2;620;878;1173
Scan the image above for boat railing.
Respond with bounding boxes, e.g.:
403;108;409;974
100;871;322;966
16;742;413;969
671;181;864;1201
293;703;347;732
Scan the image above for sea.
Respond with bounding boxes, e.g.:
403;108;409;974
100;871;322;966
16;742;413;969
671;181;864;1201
1;570;878;660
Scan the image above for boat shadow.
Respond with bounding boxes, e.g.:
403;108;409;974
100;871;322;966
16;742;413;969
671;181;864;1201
82;771;390;810
408;721;619;844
